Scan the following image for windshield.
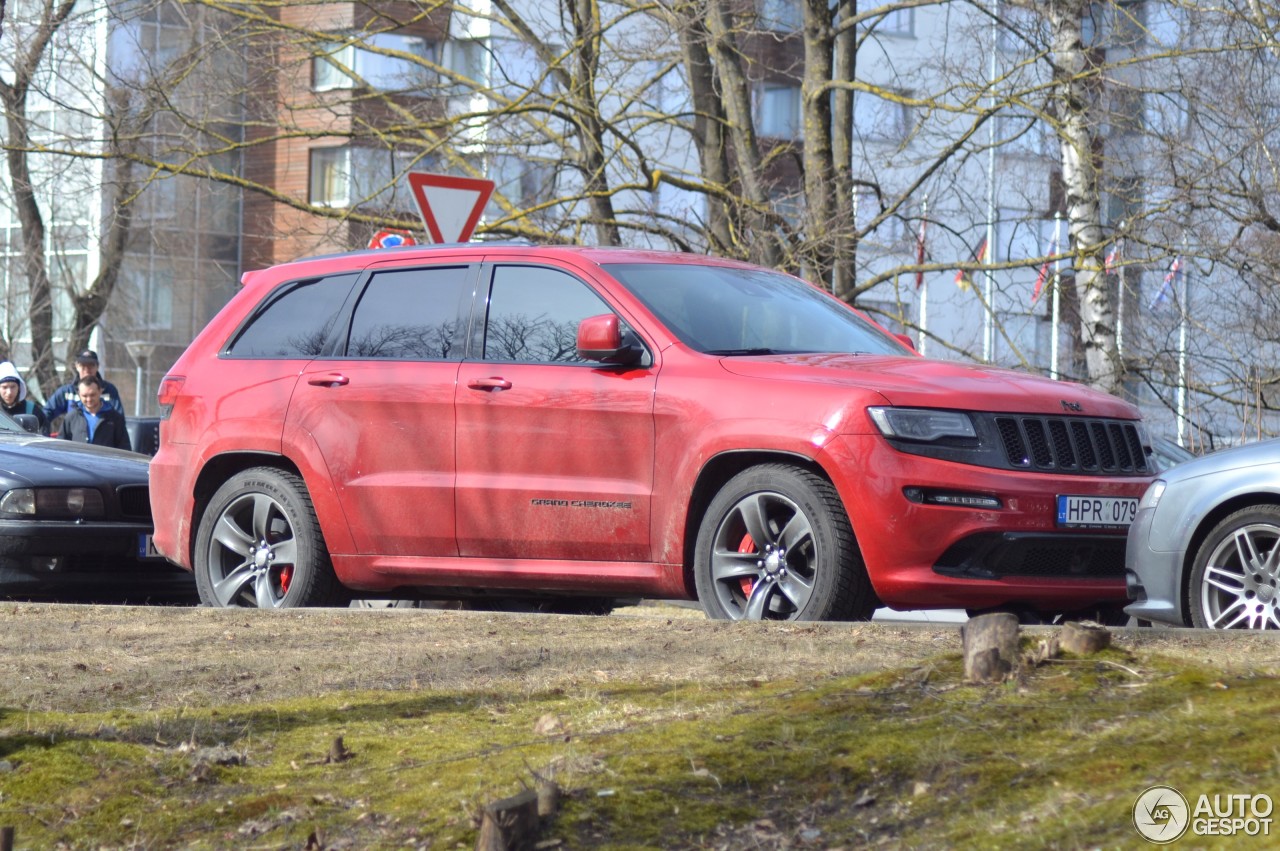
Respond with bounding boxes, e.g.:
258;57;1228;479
604;263;909;356
0;411;26;433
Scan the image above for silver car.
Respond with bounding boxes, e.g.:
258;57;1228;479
1126;437;1280;629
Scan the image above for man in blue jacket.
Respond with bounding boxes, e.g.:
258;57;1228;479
58;375;131;451
43;349;124;427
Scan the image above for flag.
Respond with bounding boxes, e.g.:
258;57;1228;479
1104;238;1122;275
1032;232;1059;305
955;238;987;292
914;216;928;289
1150;255;1181;307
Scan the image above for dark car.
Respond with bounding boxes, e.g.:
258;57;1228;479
151;244;1153;620
0;413;192;600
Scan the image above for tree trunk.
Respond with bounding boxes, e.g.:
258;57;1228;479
705;0;782;267
673;3;736;253
800;0;837;289
830;0;858;300
1048;0;1121;393
569;0;621;245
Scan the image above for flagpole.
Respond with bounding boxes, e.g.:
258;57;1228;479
1114;220;1126;358
1051;212;1061;380
983;0;999;362
918;196;929;357
1176;255;1189;447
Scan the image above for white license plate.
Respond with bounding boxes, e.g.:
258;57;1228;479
1056;495;1138;528
137;533;163;559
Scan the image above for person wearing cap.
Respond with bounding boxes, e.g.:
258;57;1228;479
42;349;124;425
0;361;50;435
58;374;131;450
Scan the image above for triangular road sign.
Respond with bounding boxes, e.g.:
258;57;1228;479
406;172;495;243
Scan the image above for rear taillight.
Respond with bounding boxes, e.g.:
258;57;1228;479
157;375;185;420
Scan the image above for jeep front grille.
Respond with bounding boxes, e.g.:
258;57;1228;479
994;416;1149;475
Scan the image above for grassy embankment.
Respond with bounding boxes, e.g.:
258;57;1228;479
2;635;1277;849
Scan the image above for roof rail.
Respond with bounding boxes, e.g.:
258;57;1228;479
282;237;544;266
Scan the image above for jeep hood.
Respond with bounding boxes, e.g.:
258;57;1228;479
718;354;1139;418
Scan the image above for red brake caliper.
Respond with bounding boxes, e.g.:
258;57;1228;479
737;534;756;597
278;564;294;595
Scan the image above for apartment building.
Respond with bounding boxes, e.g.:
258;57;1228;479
4;0;1273;442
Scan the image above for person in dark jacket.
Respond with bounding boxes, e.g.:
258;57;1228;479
43;348;124;424
0;361;50;435
59;375;132;451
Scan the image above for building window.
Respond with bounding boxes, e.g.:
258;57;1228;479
489;154;555;210
1143;0;1187;48
120;261;173;333
758;0;802;32
854;92;909;142
1146;90;1190;138
313;34;435;92
758;84;801;140
445;38;490;92
863;8;914;37
994;209;1041;263
309;146;419;210
310;147;351;207
996;113;1046;156
996;310;1049;369
998;6;1048;53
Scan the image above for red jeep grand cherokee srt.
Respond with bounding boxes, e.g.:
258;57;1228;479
150;244;1153;621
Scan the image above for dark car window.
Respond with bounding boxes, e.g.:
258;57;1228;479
227;274;358;358
482;265;613;363
604;262;908;356
346;266;471;360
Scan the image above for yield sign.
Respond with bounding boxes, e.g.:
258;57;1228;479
406;172;495;243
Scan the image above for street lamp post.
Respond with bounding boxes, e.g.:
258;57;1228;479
124;341;157;417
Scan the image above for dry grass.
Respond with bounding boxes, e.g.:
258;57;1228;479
3;602;1280;849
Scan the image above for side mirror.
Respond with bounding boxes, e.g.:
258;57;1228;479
577;314;641;365
894;333;918;352
12;413;39;433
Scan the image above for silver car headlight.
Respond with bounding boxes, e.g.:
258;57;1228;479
868;407;977;442
1137;479;1166;511
0;488;106;518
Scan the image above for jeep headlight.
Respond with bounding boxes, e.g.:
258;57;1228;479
868;407;977;442
0;488;105;518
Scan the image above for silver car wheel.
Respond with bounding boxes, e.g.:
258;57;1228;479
194;467;349;609
1197;520;1280;629
693;464;877;622
709;489;817;620
206;491;296;608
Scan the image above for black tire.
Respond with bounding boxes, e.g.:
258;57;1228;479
1188;505;1280;630
194;467;350;608
694;464;875;621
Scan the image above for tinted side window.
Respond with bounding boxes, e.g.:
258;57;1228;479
227;274;357;358
347;266;471;360
482;266;613;363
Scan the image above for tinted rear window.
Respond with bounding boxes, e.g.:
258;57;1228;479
347;266;471;360
227;274;358;358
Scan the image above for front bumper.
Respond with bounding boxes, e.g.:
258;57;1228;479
0;518;154;558
821;434;1150;613
1122;506;1186;626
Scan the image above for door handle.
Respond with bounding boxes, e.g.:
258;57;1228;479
467;377;513;391
307;374;350;387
